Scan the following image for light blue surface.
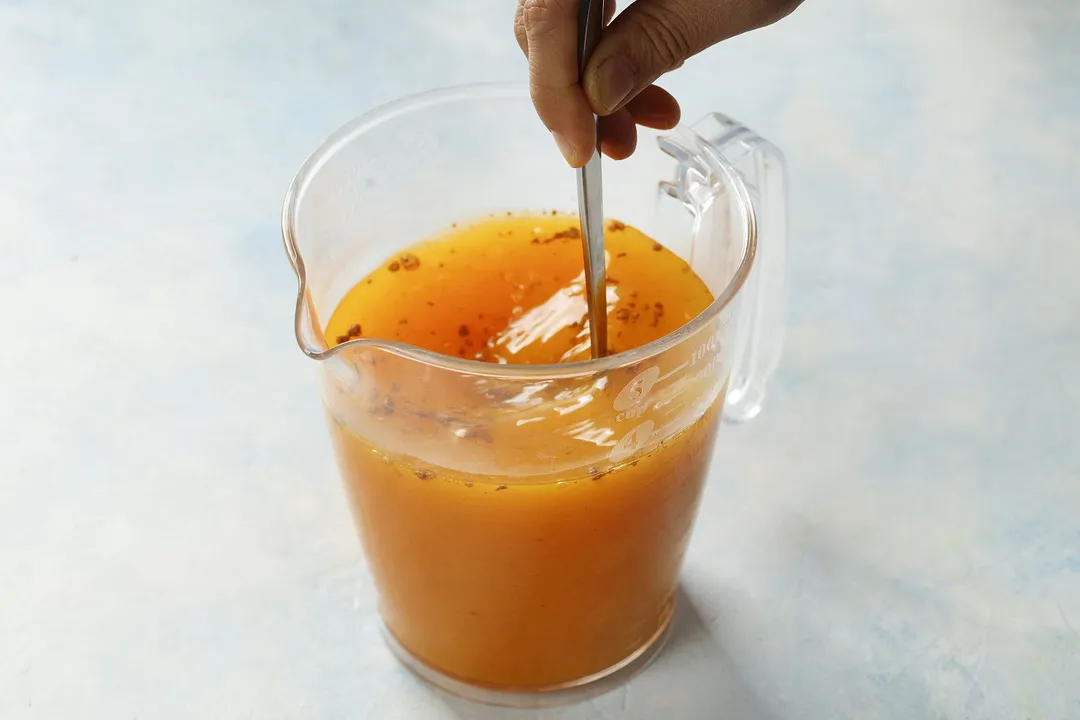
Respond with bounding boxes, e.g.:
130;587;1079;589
2;0;1079;718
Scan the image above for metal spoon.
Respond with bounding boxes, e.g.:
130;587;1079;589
577;0;607;359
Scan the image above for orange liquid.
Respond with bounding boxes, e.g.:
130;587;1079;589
324;214;722;689
328;214;712;362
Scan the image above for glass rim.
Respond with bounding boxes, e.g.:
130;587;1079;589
281;81;758;380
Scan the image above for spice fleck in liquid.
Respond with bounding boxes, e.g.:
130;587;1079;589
323;214;725;690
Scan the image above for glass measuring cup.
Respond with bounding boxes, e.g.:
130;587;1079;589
281;83;787;705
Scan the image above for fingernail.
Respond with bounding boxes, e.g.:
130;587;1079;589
596;57;636;113
552;132;581;167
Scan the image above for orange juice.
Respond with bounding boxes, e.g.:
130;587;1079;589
324;214;721;689
327;214;712;362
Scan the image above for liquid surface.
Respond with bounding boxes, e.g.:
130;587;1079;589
325;213;714;362
321;214;726;690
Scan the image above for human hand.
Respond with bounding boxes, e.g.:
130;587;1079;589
514;0;802;167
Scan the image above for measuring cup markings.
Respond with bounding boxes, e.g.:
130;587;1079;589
607;325;726;460
608;420;656;462
611;324;725;422
613;366;660;413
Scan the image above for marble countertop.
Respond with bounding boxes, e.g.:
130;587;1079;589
2;0;1078;718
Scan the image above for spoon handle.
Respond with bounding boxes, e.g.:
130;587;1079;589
577;0;607;358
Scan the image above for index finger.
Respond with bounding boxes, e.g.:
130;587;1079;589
522;0;596;167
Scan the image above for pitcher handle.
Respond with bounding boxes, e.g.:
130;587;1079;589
692;114;788;422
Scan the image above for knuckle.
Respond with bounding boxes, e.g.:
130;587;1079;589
513;10;528;51
522;0;574;34
632;6;695;70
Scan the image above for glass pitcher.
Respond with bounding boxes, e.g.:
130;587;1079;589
281;82;786;706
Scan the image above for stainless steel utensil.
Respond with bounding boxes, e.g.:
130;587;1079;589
576;0;607;358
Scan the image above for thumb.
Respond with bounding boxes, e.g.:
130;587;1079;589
583;0;801;115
